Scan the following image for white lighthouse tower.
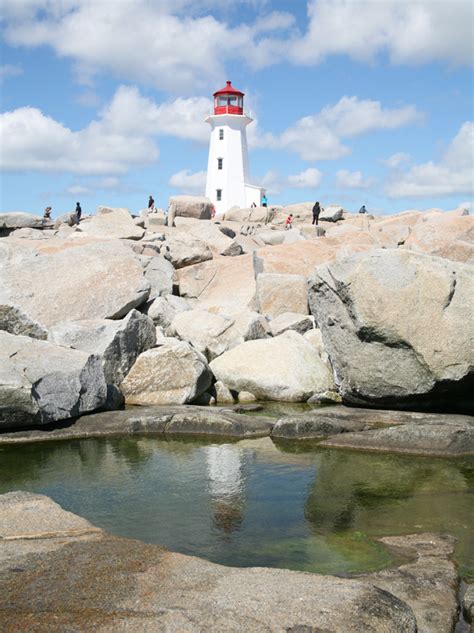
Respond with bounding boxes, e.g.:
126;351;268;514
205;81;263;215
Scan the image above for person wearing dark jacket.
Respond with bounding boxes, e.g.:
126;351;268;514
312;201;321;225
75;202;82;223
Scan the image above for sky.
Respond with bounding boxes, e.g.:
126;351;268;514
0;0;473;216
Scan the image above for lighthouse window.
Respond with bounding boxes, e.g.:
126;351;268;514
229;95;237;106
217;158;223;170
216;189;222;201
218;95;227;107
219;129;224;140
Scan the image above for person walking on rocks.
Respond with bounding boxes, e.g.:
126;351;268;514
312;201;321;225
43;206;52;220
75;202;82;224
285;213;293;230
261;194;268;208
148;195;155;211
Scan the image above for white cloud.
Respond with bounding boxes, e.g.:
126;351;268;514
255;167;323;195
291;0;473;67
169;169;207;195
270;96;422;161
386;122;474;197
0;63;23;83
383;152;411;169
336;169;374;189
0;85;214;175
287;168;322;188
0;99;159;175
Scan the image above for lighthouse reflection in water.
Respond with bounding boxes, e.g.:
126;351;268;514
205;444;245;535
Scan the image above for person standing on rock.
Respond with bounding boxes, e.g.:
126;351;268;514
261;194;268;208
43;206;52;220
75;202;82;224
285;213;293;230
148;195;155;211
312;201;321;225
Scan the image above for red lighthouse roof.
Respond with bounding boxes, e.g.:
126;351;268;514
213;81;244;115
213;80;244;97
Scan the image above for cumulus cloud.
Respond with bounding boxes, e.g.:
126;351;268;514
287;168;322;188
383;152;411;169
386;122;474;197
0;85;213;175
291;0;473;67
268;96;422;161
169;169;207;194
336;169;374;189
256;168;323;194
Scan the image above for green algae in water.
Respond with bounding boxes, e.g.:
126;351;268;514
0;436;472;577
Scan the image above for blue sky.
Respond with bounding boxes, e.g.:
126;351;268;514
1;0;473;216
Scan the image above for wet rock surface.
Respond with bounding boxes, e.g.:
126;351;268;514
0;405;275;443
0;491;460;632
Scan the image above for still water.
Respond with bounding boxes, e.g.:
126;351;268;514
1;436;472;577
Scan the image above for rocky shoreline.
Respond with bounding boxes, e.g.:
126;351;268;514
0;490;465;632
1;404;473;457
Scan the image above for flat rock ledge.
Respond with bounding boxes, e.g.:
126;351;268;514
1;405;472;457
271;407;474;456
0;405;274;444
0;491;460;633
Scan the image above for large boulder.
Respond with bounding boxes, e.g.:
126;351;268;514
0;238;150;327
256;273;308;317
178;254;257;312
79;207;145;240
120;340;212;405
320;205;344;222
170;308;269;360
168;195;213;226
48;309;156;386
209;331;335;401
174;220;243;256
0;304;48;340
162;233;213;269
404;213;474;263
146;294;191;328
0;331;106;429
308;249;474;412
222;206;279;224
0;212;48;233
141;254;174;300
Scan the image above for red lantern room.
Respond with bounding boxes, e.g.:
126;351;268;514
213;80;244;115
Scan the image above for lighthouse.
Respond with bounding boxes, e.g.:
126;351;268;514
205;81;264;215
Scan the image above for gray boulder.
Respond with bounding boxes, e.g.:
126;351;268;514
0;331;106;429
146;294;191;328
120;340;212;405
170;308;269;361
79;206;145;240
320;205;344;222
0;212;48;232
142;254;175;300
168;195;213;226
209;331;335;402
270;312;314;336
54;212;78;228
308;249;474;411
48;309;156;386
0;304;48;340
0;239;150;327
162;233;213;269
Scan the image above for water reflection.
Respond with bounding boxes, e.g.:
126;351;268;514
206;445;245;534
0;437;472;577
